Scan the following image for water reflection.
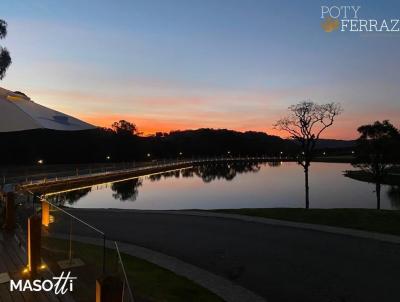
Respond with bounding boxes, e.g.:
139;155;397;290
54;161;263;205
387;186;400;209
49;161;400;210
148;170;181;182
194;161;261;183
111;178;143;201
267;161;283;167
51;188;92;206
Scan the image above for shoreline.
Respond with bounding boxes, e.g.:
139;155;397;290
16;157;355;194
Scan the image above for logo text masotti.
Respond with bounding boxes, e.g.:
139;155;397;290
10;271;76;295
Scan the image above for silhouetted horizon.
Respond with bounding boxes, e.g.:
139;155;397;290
0;127;355;165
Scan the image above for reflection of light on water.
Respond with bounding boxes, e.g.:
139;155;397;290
47;162;399;210
387;185;400;209
267;161;283;167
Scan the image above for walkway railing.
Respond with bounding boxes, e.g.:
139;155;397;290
5;156;287;187
112;241;135;302
15;191;135;302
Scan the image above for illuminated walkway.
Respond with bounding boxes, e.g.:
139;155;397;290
19;157;277;194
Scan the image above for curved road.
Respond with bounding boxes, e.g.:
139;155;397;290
65;209;400;302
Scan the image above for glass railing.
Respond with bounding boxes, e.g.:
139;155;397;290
107;241;135;302
3;160;187;185
14;191;135;302
40;198;106;302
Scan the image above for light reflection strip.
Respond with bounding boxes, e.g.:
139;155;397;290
44;166;194;198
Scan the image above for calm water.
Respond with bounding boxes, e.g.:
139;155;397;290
50;162;400;210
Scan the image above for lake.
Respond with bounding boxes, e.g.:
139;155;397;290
49;161;400;210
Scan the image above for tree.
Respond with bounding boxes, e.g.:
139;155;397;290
111;120;138;136
0;19;11;80
354;120;400;209
275;101;343;208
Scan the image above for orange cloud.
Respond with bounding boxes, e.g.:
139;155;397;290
81;114;204;135
80;113;355;139
19;87;400;140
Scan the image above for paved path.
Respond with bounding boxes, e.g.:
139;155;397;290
65;235;265;302
65;209;400;302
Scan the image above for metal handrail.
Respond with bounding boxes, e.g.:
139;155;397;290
114;242;135;302
22;189;108;273
18;190;138;299
5;156;283;187
39;196;105;236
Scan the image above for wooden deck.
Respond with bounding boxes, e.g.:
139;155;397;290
0;230;64;302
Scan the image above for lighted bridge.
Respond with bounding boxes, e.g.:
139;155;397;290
14;156;286;194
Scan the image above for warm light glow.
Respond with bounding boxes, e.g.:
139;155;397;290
22;267;29;274
43;166;193;197
7;95;25;102
77;111;390;140
42;201;50;227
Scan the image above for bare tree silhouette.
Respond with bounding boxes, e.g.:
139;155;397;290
275;101;343;208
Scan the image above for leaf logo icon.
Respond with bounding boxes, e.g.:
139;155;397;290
321;16;340;32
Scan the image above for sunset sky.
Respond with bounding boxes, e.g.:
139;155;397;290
0;0;399;139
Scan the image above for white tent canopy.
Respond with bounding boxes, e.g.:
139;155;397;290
0;87;95;132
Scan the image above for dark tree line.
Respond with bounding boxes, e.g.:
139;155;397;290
0;121;297;165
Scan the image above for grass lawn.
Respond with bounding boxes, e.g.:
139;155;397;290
120;251;223;302
42;238;222;302
212;208;400;236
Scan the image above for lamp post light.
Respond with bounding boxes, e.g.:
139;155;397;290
106;156;111;161
37;159;44;165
